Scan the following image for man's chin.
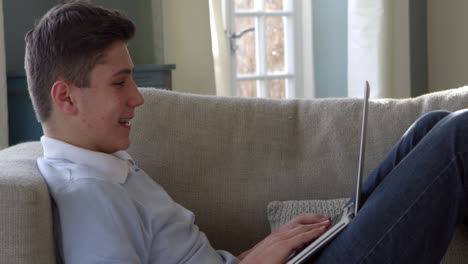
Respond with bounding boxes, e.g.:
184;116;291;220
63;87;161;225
119;139;131;151
101;140;131;154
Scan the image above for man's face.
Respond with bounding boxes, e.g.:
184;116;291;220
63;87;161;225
72;41;144;154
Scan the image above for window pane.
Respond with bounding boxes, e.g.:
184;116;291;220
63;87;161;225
265;0;283;10
266;79;285;99
237;80;257;97
265;16;285;73
234;0;253;10
235;17;256;74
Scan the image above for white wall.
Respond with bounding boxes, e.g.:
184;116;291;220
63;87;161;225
427;0;468;93
162;0;217;95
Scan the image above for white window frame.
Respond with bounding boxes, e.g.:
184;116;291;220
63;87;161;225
225;0;313;99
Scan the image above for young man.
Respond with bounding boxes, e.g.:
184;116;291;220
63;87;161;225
26;2;330;264
27;1;468;264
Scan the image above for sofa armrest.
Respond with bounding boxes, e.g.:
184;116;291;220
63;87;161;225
0;142;56;264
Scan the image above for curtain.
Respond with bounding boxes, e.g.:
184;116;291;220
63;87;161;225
209;0;232;96
0;0;7;149
348;0;411;99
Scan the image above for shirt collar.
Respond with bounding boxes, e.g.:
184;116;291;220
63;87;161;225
40;136;138;184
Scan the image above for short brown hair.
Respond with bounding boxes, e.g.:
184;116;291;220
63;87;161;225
25;1;135;122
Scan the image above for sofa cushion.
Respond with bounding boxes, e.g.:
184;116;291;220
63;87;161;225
266;199;468;263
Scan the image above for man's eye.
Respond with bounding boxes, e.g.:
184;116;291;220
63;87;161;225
113;81;125;87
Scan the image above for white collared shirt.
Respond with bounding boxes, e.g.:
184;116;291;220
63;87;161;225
38;136;239;264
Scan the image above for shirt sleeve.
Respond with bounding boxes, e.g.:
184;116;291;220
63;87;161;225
54;178;149;264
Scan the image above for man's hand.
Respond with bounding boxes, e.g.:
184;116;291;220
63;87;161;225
238;213;331;264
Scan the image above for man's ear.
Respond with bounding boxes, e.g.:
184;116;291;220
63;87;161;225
50;80;78;115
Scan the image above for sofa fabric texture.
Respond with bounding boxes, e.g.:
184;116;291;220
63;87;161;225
0;142;55;264
2;87;468;263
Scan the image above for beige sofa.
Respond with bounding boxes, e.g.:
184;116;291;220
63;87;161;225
1;87;468;263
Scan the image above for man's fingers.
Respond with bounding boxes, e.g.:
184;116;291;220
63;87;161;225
289;225;328;245
284;214;331;230
271;220;331;242
238;221;331;264
273;213;331;235
292;213;331;225
270;225;328;258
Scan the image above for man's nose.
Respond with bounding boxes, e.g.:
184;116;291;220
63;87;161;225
128;80;145;107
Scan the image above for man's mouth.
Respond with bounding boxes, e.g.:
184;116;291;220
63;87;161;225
118;119;131;127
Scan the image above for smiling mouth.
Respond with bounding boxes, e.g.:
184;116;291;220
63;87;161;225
118;119;131;127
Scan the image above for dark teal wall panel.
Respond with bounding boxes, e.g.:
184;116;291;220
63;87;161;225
3;0;157;73
7;72;42;146
410;0;428;97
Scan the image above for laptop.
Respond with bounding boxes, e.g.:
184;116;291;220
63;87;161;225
285;81;370;264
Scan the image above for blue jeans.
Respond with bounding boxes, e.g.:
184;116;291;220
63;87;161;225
313;110;468;264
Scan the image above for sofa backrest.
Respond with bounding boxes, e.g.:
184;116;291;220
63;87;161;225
129;87;468;254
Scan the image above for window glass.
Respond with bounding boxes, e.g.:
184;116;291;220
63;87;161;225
234;0;254;10
237;80;257;97
235;16;256;74
265;0;283;10
266;79;286;99
265;16;285;73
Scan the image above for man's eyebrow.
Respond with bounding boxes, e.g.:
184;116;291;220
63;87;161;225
112;68;133;76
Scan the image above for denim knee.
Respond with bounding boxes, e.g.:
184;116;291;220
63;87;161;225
412;110;451;133
439;109;468;137
417;110;451;125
